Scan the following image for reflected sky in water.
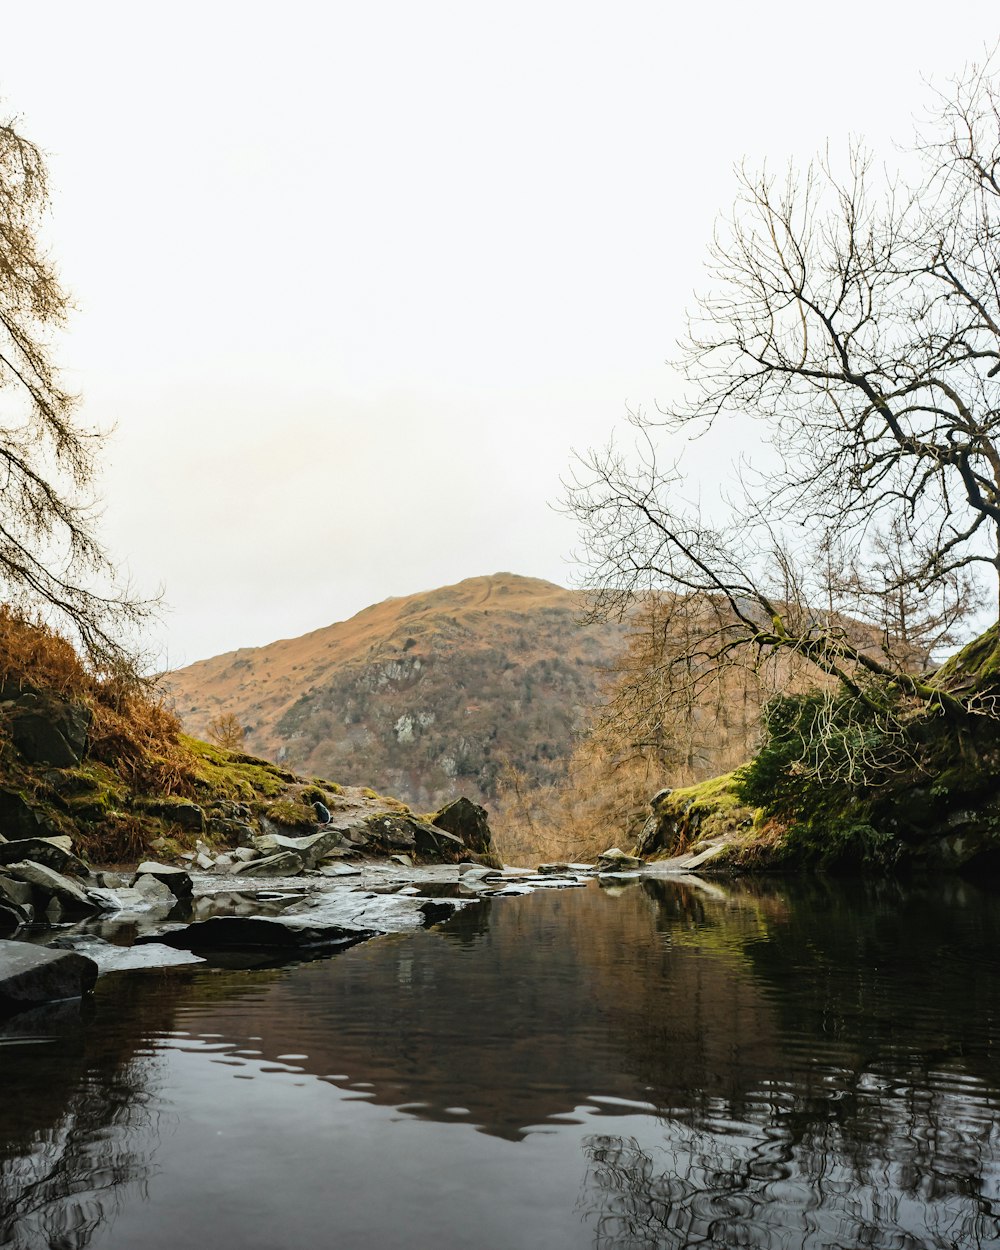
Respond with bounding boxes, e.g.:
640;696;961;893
2;876;1000;1248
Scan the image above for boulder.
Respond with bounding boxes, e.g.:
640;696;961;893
364;814;416;851
537;862;571;875
6;692;91;766
2;861;102;914
0;939;97;1014
228;851;304;877
252;829;343;869
431;797;496;860
134;874;180;903
412;822;467;862
0;836;84;876
134;862;194;899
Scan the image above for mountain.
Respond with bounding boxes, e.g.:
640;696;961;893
162;574;627;809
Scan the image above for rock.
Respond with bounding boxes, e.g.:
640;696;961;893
137;915;376;953
0;836;84;876
232;847;259;862
133;875;179;903
390;853;414;868
318;863;362;877
86;885;173;914
0;876;34;909
0;900;30;932
313;800;331;823
51;935;204;972
431;797;496;860
412;822;467;862
228;851;304;877
457;865;502;882
2;861;103;914
252;829;343;869
90;870;130;888
0;939;97;1013
6;692;91;766
364;814;416;851
537;862;571;875
134;862;194;899
650;787;673;807
597;847;643;869
142;800;205;833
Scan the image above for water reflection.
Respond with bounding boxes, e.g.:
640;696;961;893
2;877;1000;1247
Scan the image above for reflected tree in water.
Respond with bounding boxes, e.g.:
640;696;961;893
0;1051;162;1250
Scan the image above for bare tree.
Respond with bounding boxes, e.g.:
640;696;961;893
0;117;149;666
567;58;1000;732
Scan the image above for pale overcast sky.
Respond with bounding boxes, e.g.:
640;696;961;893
0;2;992;664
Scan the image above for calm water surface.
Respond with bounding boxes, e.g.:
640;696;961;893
3;875;1000;1249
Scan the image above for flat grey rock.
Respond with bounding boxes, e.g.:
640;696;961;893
53;936;204;972
0;939;97;1013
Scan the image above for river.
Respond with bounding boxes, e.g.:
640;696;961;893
2;874;1000;1248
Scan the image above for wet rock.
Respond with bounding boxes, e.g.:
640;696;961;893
537;862;571;875
134;862;194;899
0;836;84;876
597;848;643;870
431;796;496;860
0;939;97;1014
229;851;304;877
86;885;171;914
457;865;502;883
52;935;204;972
138;915;376;953
7;692;91;766
2;861;103;914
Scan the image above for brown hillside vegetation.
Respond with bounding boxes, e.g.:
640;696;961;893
163;574;628;811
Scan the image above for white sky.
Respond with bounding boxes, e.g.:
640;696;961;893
0;2;993;664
